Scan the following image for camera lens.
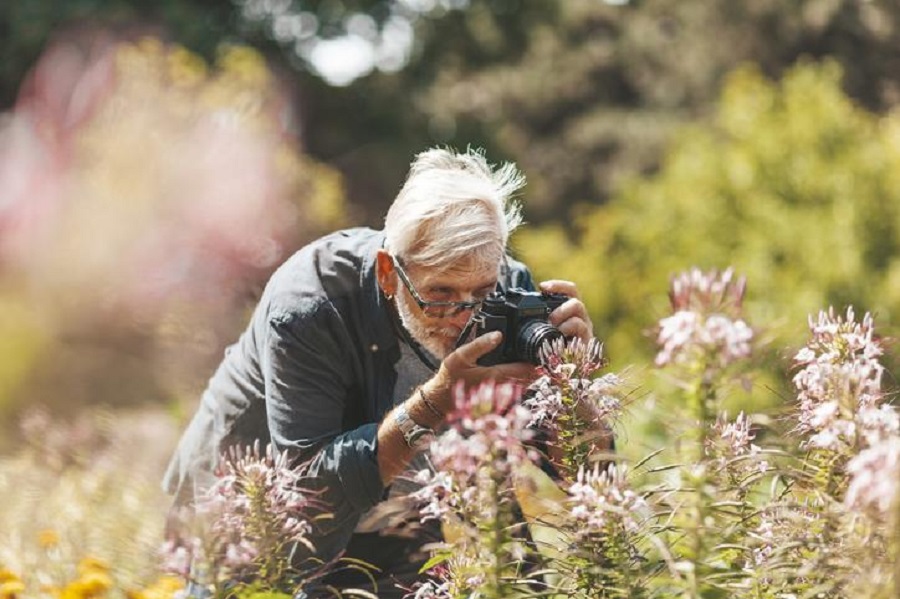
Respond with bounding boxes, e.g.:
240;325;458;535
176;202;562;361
515;320;564;364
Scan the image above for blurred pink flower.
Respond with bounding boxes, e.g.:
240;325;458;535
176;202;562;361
655;268;753;369
706;411;768;478
668;267;747;316
845;436;900;516
0;32;319;325
0;31;117;268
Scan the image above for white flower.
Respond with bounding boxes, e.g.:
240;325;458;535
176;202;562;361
845;436;900;516
792;307;890;453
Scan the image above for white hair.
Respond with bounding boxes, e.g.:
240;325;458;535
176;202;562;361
383;147;524;271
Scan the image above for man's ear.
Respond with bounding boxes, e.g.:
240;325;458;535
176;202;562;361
375;249;398;298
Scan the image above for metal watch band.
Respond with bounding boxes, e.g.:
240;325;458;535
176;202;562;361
394;405;434;450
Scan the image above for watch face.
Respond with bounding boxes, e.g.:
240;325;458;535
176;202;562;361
408;427;434;450
395;406;434;450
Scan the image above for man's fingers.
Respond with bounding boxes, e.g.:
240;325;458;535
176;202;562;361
549;298;586;326
493;361;540;384
451;331;503;366
547;296;594;342
539;279;580;299
557;317;592;343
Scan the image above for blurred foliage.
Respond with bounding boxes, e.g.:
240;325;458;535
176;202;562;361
410;0;900;223
4;1;900;227
0;38;346;432
0;0;238;109
4;0;900;452
0;407;181;593
288;0;562;225
515;60;900;448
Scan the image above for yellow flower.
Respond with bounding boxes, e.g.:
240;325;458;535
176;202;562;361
60;569;114;599
76;557;110;576
167;46;207;88
38;529;60;548
126;575;185;599
0;579;25;599
218;45;269;88
0;571;20;584
60;560;114;599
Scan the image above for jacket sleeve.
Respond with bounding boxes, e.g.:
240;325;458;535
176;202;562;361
261;303;385;559
505;256;536;292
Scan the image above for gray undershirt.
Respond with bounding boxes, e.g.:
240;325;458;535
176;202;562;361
354;341;436;533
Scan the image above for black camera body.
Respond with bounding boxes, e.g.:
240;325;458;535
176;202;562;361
457;287;568;366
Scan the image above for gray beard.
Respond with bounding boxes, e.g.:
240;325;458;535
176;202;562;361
394;290;456;360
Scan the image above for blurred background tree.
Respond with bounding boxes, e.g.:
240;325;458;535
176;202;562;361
514;60;900;452
5;1;900;221
0;35;345;444
3;0;900;447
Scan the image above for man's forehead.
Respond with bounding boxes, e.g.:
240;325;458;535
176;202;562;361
412;256;501;282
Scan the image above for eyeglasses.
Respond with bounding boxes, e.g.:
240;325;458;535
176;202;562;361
392;256;484;318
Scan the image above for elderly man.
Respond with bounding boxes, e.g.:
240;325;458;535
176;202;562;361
163;147;595;596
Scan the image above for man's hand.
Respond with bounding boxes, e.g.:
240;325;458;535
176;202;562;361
426;331;539;414
540;280;594;343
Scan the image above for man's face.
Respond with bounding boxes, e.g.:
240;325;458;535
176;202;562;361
394;258;499;359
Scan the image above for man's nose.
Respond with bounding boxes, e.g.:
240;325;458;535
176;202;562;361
447;306;475;328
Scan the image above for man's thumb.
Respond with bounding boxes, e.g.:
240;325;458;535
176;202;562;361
457;331;502;364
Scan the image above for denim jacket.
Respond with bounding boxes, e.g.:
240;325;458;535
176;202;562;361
163;227;534;563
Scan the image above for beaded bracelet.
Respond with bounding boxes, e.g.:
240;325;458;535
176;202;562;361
418;387;445;420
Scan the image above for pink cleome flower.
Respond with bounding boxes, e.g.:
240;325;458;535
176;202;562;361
566;464;647;539
654;268;753;369
792;307;897;452
845;436;900;516
413;381;536;523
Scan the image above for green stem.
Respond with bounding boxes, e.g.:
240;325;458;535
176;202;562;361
686;374;715;599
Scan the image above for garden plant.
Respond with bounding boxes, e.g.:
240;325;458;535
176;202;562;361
135;267;900;598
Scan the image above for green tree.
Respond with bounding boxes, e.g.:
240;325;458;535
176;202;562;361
7;1;900;226
516;59;900;381
414;0;900;220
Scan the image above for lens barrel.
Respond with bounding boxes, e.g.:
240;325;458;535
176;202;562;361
515;320;564;364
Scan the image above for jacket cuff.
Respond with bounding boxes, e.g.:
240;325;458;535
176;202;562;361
327;423;385;512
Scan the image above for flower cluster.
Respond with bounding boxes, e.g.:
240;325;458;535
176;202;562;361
525;337;622;481
845;435;900;517
792;307;898;452
705;411;767;479
750;305;900;596
747;506;823;571
528;337;621;428
655;267;753;369
411;382;538;598
567;464;646;539
414;382;535;524
162;443;319;591
546;463;651;598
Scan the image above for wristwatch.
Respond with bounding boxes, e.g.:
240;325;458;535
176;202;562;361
394;405;435;451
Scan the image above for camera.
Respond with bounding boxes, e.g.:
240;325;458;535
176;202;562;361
456;288;568;366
